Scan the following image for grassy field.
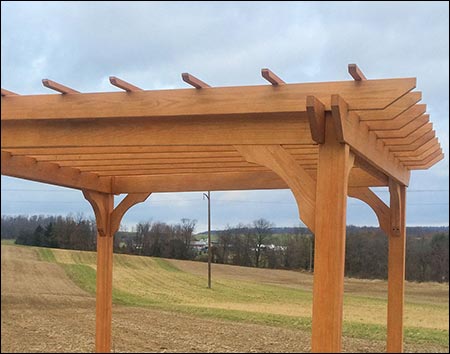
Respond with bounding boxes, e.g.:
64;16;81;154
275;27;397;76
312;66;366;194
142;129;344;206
1;244;449;352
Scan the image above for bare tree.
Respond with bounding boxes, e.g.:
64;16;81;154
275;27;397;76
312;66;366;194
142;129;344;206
252;218;274;268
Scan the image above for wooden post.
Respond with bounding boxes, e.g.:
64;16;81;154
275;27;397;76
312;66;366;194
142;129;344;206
387;180;406;352
83;191;114;353
311;113;353;353
83;191;151;353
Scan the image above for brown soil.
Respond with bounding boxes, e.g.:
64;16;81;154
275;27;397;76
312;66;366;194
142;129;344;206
1;246;447;353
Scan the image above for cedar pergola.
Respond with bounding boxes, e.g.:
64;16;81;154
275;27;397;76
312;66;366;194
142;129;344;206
1;64;443;353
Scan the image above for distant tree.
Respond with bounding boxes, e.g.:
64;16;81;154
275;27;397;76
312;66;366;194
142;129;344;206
32;225;45;246
42;222;58;248
252;218;274;268
430;233;449;282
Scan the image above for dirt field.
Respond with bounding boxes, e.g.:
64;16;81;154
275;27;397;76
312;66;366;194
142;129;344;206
1;245;448;353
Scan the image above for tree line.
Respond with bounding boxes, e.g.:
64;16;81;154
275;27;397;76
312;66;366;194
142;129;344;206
1;215;448;283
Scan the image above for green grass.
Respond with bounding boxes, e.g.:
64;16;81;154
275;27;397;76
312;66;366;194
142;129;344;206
1;239;17;245
45;248;448;347
37;248;57;263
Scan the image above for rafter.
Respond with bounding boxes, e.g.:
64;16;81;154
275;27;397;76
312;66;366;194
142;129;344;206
42;79;79;94
181;73;210;88
1;151;110;193
109;76;143;92
261;68;285;85
331;94;410;185
348;64;367;81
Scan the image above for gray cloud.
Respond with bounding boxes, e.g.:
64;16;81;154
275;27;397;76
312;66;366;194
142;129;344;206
1;1;448;230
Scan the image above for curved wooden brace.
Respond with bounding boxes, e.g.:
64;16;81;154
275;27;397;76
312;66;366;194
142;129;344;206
348;187;390;235
235;144;316;232
82;190;113;237
110;193;151;234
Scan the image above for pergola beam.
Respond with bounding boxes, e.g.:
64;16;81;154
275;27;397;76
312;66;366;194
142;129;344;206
1;115;314;147
42;79;80;94
1;88;19;96
1;78;416;121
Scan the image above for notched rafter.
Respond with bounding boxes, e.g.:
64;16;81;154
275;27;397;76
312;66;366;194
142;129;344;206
109;76;143;92
261;68;285;85
348;64;367;81
42;79;79;94
181;73;210;88
1;151;110;193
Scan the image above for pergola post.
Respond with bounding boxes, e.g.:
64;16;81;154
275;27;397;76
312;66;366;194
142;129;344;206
311;113;354;352
83;191;151;353
83;191;114;353
387;180;406;352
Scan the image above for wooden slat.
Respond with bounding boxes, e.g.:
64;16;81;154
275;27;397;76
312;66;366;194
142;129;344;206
375;114;429;139
1;114;314;148
93;166;270;176
403;149;443;167
382;122;433;147
367;104;426;131
1;88;19;97
357;91;422;121
397;145;441;162
5;145;239;156
30;149;317;163
394;137;440;157
348;64;367;81
42;79;79;94
1;78;416;121
1;151;110;193
109;76;143;92
405;153;444;170
261;68;285;85
331;95;410;185
181;73;210;88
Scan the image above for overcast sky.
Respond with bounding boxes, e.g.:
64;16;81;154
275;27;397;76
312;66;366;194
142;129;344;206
1;1;449;232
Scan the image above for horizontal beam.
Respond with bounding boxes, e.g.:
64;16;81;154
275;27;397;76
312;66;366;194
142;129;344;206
394;137;440;157
1;88;19;97
331;95;410;185
4;145;319;157
29;150;319;162
1;151;111;193
1;115;314;148
2;78;416;121
112;166;386;194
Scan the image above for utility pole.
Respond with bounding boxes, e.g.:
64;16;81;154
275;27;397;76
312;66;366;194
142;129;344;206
203;191;212;288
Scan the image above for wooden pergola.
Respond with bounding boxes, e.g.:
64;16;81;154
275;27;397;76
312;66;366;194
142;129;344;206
1;64;443;353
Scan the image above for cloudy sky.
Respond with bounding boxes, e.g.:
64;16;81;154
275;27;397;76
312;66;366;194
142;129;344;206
1;1;449;232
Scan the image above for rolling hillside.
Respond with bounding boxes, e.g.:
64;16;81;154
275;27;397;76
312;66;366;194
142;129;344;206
1;244;449;353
